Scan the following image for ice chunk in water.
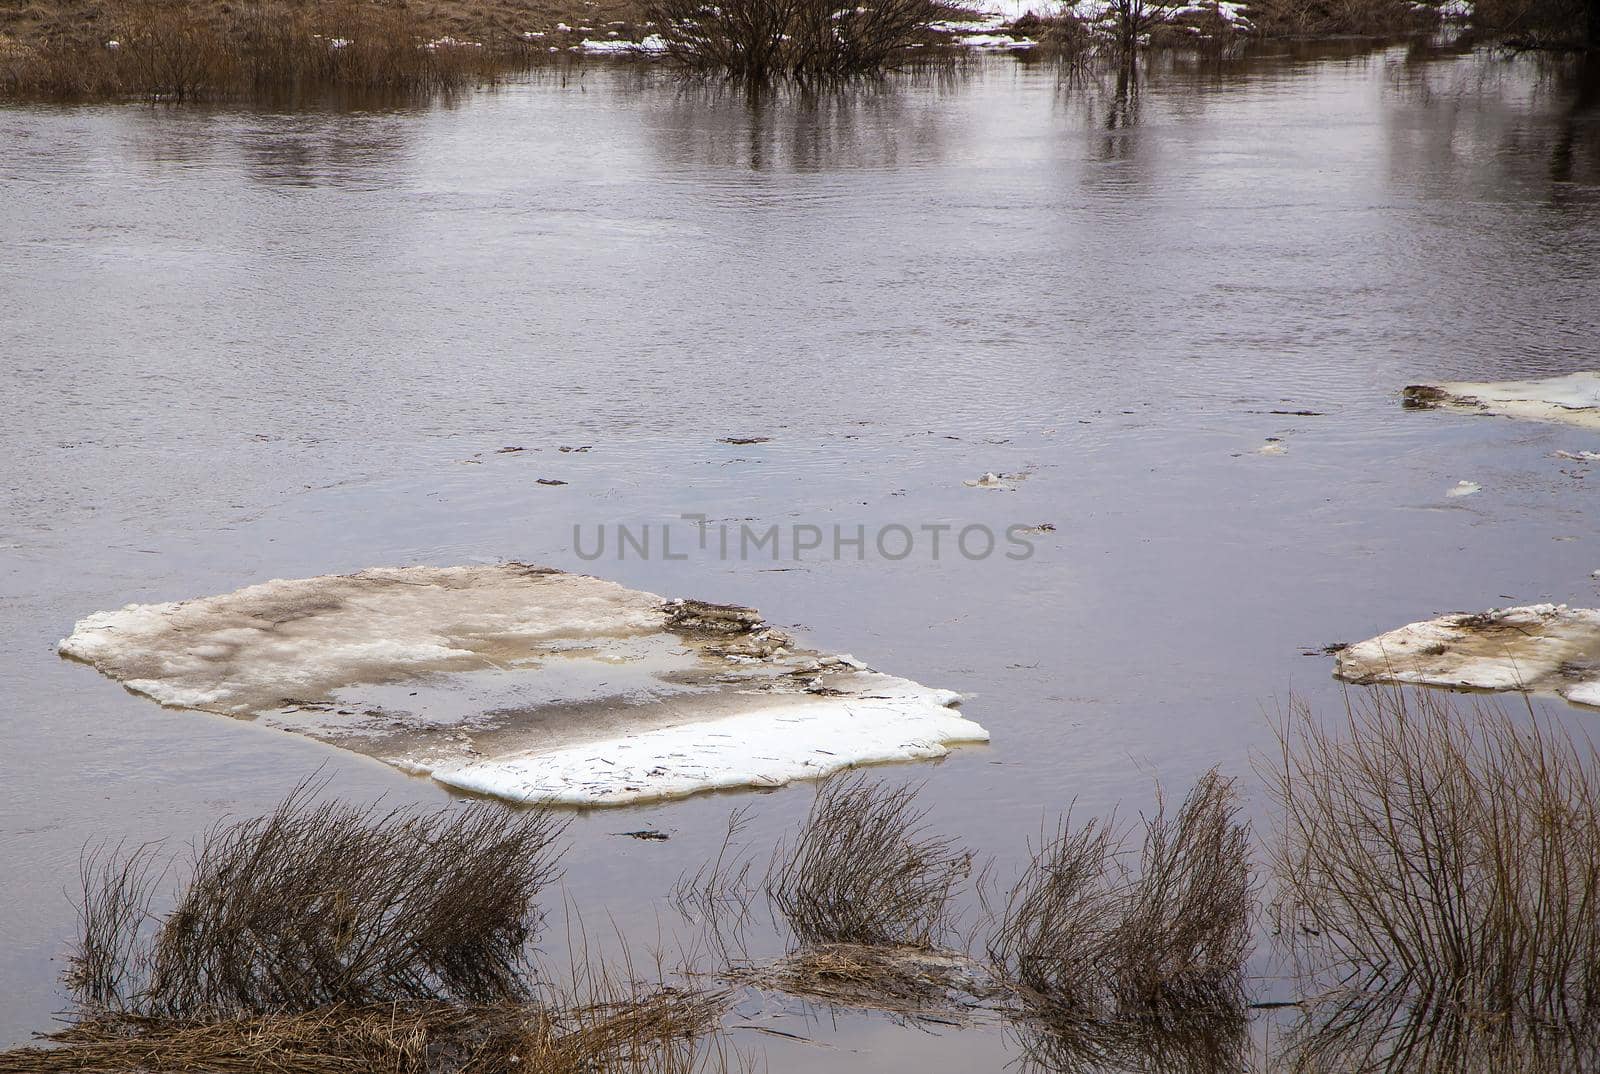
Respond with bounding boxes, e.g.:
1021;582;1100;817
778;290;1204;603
1335;603;1600;710
59;565;988;806
1404;373;1600;430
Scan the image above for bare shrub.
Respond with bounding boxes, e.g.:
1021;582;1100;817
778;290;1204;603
767;773;973;949
67;780;567;1017
989;770;1253;1025
1471;0;1592;46
645;0;947;83
112;0;236;99
1268;688;1600;1070
1245;0;1427;35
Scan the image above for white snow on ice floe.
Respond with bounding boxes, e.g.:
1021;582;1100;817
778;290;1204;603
1446;480;1481;497
59;565;986;806
432;680;984;806
1335;604;1600;709
1405;373;1600;430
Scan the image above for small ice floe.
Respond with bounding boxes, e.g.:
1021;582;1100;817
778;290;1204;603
59;565;987;807
964;471;1029;490
1446;480;1481;497
1335;604;1600;709
1403;373;1600;430
1555;450;1600;462
1256;438;1287;456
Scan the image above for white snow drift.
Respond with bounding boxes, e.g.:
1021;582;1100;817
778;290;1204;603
1405;372;1600;430
1335;604;1600;709
59;565;987;806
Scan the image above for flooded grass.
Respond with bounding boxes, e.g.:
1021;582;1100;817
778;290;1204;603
4;987;733;1074
18;693;1600;1070
67;779;567;1015
989;769;1253;1025
1268;688;1600;1070
767;773;972;949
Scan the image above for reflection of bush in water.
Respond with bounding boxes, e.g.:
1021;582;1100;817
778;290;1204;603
1269;688;1600;1071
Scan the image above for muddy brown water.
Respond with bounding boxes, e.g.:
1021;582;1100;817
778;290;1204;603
2;40;1599;1065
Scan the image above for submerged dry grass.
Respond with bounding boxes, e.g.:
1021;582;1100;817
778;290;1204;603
1268;688;1600;1071
21;687;1600;1071
767;773;972;949
70;780;567;1016
5;988;732;1074
989;770;1253;1025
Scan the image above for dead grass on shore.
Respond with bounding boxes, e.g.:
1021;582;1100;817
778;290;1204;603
0;0;579;101
1267;688;1600;1071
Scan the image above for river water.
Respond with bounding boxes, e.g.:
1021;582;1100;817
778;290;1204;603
1;39;1597;1064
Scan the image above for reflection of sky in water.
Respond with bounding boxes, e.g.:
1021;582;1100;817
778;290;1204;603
0;46;1597;1064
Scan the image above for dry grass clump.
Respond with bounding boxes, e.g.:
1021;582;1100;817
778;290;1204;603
1268;688;1600;1070
733;942;1003;1020
767;773;973;949
644;0;951;83
989;770;1253;1025
67;780;567;1017
1;987;731;1074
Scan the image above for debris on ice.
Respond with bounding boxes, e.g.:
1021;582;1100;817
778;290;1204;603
1403;373;1600;430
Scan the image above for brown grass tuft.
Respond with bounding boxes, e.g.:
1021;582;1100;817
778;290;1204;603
988;769;1254;1025
67;779;567;1017
767;773;973;949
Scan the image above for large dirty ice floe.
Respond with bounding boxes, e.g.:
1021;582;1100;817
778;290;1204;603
1404;373;1600;430
59;565;987;806
1335;604;1600;709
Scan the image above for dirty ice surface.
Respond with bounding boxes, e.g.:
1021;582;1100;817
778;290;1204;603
1335;604;1600;709
58;565;988;805
1404;373;1600;430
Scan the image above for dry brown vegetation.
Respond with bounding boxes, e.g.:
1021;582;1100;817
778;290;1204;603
4;988;733;1074
988;770;1253;1026
69;781;567;1016
1268;688;1600;1071
0;0;625;100
21;689;1600;1071
644;0;955;82
767;773;972;949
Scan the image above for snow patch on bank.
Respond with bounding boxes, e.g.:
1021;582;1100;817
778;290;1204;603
59;565;986;806
1404;373;1600;431
1336;604;1600;709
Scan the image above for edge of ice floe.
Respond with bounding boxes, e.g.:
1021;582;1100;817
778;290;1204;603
423;686;988;807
